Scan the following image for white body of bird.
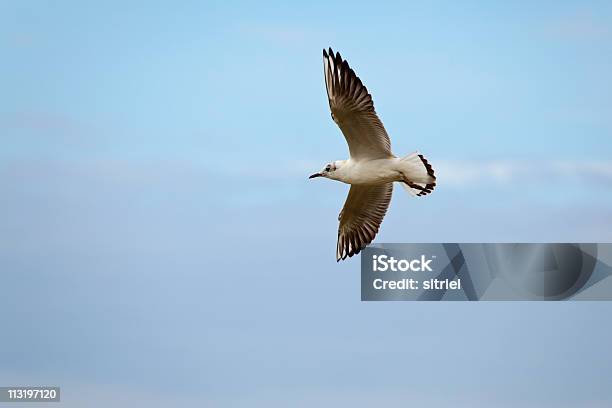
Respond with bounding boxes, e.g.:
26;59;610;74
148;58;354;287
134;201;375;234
324;154;435;186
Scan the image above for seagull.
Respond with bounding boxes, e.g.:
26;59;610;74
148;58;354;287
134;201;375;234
310;48;437;261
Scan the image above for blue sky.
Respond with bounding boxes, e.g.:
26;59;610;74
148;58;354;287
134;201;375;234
1;1;612;407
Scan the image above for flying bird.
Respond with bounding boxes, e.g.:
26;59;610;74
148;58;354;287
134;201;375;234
310;48;437;261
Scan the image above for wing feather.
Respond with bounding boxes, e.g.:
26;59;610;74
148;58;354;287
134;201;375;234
336;183;393;261
323;48;393;160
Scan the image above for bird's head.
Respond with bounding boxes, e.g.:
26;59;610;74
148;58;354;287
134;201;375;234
309;161;343;180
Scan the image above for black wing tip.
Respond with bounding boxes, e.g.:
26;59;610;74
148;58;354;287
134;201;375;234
336;239;368;261
323;47;343;63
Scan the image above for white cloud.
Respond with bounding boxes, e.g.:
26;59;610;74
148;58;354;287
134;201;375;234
436;159;612;187
236;157;612;190
542;11;612;41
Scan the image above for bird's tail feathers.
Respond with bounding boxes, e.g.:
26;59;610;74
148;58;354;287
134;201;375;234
399;152;436;197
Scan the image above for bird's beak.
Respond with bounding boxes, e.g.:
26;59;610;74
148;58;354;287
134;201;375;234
309;173;322;179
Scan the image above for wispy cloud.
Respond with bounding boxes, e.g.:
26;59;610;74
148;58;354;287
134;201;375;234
0;112;81;133
436;159;612;187
542;11;612;41
236;22;324;46
273;157;612;189
4;32;36;48
0;112;100;148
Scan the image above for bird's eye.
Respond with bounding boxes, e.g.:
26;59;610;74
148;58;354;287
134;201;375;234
325;165;331;172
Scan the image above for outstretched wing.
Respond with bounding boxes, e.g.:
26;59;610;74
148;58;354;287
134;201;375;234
323;47;393;160
337;183;393;261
